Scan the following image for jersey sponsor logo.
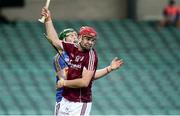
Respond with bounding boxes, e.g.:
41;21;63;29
68;59;82;69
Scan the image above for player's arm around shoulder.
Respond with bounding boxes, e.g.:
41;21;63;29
57;68;95;88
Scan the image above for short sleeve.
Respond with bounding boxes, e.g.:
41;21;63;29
84;50;98;71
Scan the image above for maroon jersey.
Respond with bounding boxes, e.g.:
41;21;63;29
62;42;98;102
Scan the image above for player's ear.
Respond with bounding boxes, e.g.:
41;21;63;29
78;35;82;42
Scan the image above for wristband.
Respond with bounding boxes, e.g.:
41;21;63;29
106;67;110;73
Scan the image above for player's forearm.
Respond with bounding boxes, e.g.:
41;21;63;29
63;78;90;88
45;20;62;49
94;66;112;80
57;69;94;88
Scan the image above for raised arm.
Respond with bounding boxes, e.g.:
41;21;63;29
41;7;63;50
94;57;123;80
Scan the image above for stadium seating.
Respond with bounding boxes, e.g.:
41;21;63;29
0;19;180;115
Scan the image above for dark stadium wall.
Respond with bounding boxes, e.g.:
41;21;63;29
1;0;127;21
3;0;179;21
127;0;137;19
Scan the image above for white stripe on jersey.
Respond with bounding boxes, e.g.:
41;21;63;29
88;50;95;70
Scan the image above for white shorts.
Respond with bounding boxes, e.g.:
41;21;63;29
55;97;92;116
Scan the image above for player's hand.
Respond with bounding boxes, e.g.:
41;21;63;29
57;71;66;80
56;78;65;88
41;7;51;22
110;57;123;70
